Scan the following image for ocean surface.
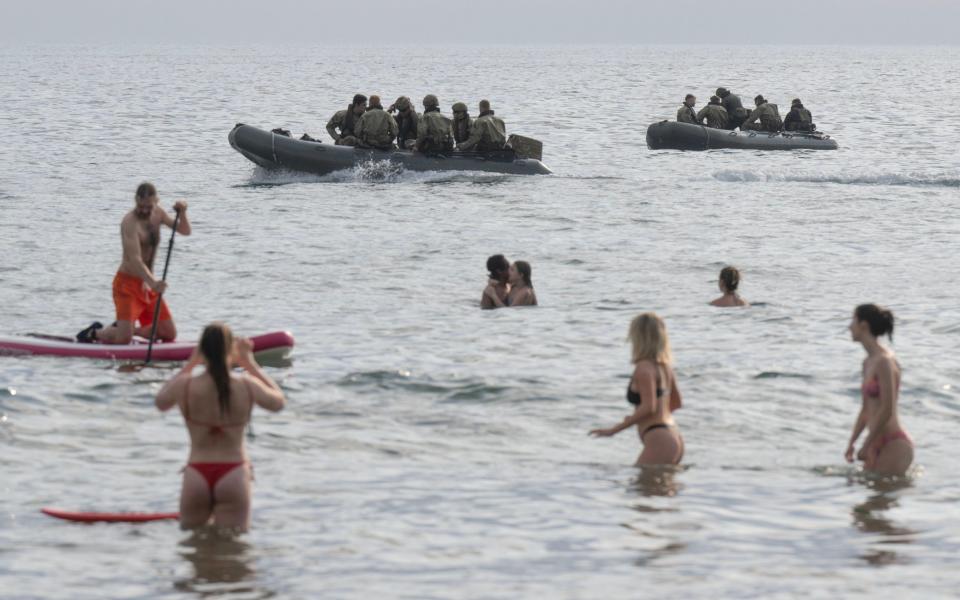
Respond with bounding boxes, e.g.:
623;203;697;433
1;44;959;599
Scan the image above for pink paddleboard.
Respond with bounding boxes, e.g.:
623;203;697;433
0;330;294;361
42;507;179;523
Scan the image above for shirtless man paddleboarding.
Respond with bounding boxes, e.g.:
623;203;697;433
77;182;191;344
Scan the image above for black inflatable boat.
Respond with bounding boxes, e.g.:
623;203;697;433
229;124;552;176
646;121;838;151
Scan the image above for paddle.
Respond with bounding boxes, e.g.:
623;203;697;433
144;208;182;365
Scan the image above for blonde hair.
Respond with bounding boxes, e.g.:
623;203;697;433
627;313;672;365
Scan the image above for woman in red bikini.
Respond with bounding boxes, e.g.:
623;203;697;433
156;323;285;531
846;304;913;476
589;313;684;465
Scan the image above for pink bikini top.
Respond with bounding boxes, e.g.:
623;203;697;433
862;370;900;399
862;378;881;398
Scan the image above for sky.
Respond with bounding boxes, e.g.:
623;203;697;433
2;0;959;45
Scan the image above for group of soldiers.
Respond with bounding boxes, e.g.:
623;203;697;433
325;94;508;154
676;87;816;133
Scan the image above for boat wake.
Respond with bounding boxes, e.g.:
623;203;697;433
713;169;960;188
243;164;511;186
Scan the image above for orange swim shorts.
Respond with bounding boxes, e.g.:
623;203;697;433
112;271;172;326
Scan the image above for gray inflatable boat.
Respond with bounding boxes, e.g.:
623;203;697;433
229;124;552;175
646;121;838;151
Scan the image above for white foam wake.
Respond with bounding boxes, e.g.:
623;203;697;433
712;169;960;188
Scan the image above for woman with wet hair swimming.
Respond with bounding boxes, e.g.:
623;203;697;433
481;254;510;309
590;313;684;465
156;323;285;531
710;266;749;307
846;304;913;476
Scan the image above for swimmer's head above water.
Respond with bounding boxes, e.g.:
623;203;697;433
486;254;510;283
718;266;741;294
509;261;533;287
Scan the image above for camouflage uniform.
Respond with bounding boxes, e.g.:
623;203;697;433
742;102;783;133
391;97;420;150
451;102;473;144
783;106;814;132
696;103;729;129
719;91;748;129
416;108;454;154
355;107;399;150
327;106;362;145
458;110;506;152
676;105;698;124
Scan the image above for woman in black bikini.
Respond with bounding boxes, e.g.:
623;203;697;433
155;323;285;531
589;313;684;465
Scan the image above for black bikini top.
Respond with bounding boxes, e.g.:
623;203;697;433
626;368;666;406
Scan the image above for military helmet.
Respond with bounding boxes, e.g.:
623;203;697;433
716;87;729;97
452;102;468;113
791;98;802;107
710;95;721;104
422;94;439;108
754;94;766;104
394;96;411;110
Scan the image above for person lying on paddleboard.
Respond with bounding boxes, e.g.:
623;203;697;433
155;323;285;532
77;182;191;344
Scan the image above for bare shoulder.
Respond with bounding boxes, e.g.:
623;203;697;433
878;352;898;373
120;211;136;230
633;360;657;379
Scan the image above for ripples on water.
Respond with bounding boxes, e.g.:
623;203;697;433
1;44;960;598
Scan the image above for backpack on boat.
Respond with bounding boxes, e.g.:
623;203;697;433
507;134;543;160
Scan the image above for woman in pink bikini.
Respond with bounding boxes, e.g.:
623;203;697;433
846;304;913;476
589;313;684;465
156;323;285;531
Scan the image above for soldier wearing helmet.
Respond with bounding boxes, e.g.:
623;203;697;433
741;94;783;133
783;98;815;132
388;96;420;150
416;95;454;155
354;95;399;150
326;93;367;145
458;99;506;153
696;95;729;129
451;102;472;144
715;87;748;130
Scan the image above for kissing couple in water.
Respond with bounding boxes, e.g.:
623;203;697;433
481;254;538;309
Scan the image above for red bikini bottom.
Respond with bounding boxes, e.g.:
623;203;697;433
186;462;245;490
868;430;913;464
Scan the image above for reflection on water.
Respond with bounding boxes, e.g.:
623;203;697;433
174;530;274;598
630;465;684;500
627;466;688;567
850;474;917;567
